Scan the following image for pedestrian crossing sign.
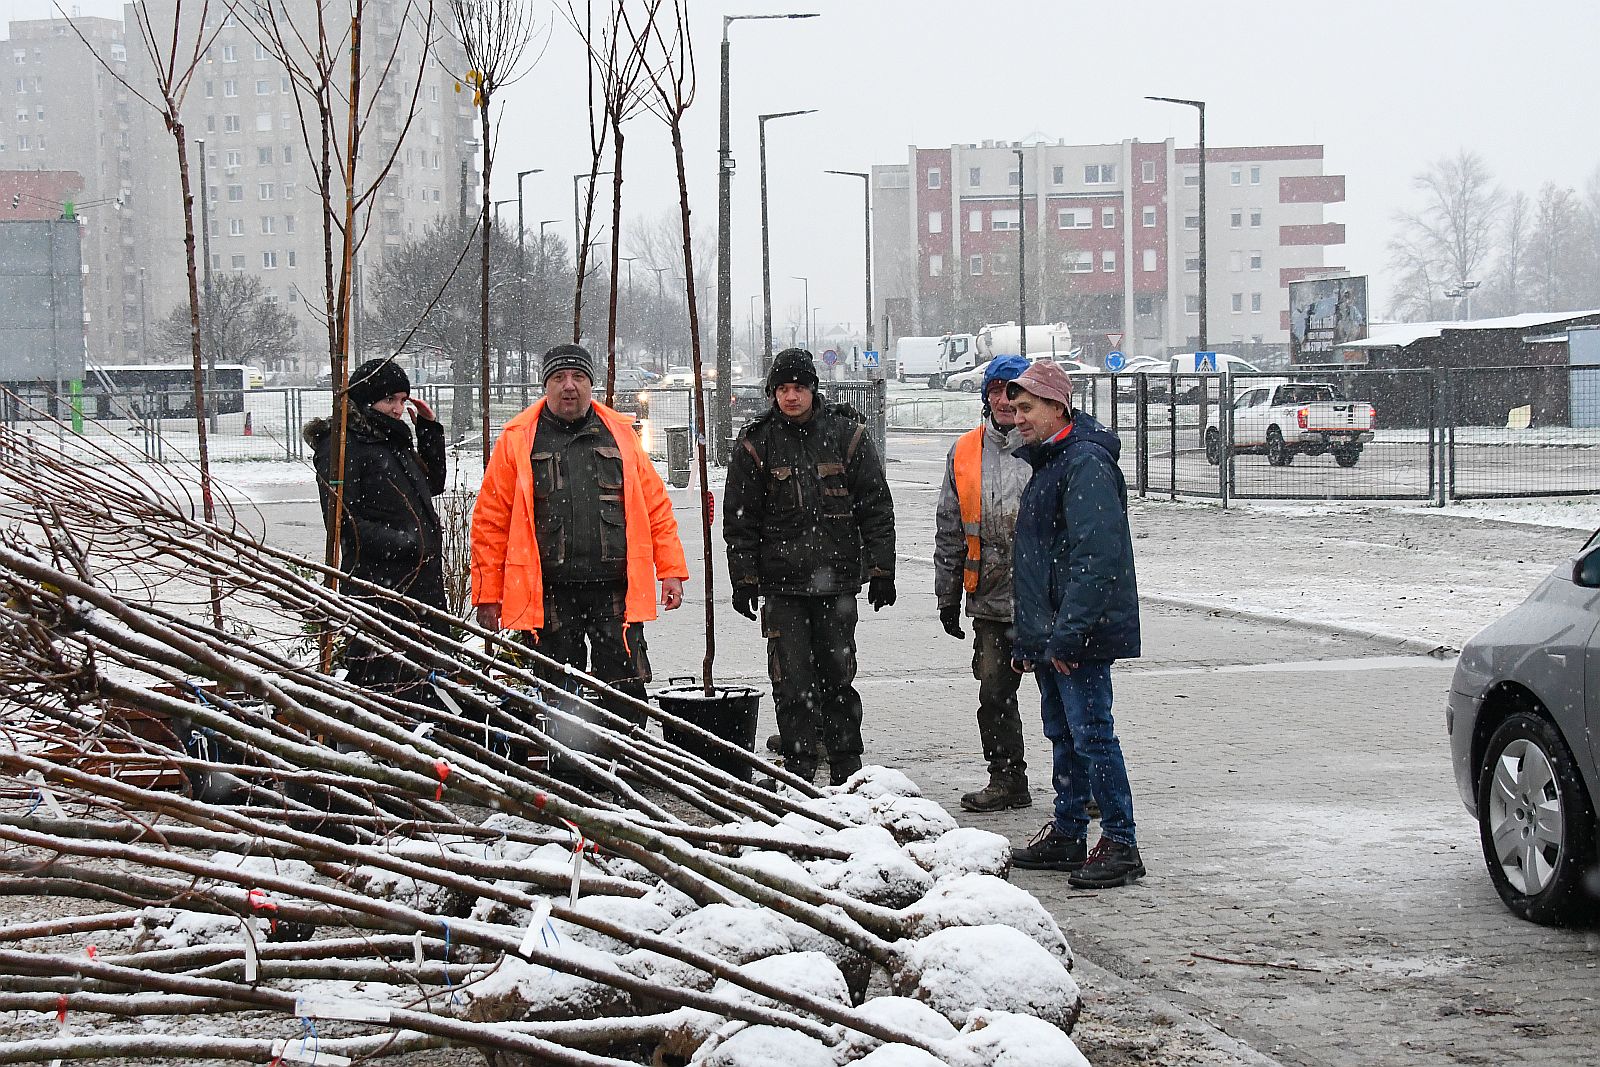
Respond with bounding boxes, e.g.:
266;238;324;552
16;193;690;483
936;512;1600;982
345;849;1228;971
1195;351;1216;372
863;350;880;368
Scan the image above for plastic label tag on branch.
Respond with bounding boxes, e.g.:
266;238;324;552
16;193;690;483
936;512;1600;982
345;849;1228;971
517;897;553;959
293;996;393;1024
25;770;66;820
271;1039;352;1067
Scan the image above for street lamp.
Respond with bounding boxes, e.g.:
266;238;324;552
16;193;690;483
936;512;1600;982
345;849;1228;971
619;255;637;360
1444;280;1479;321
791;275;810;350
1013;147;1028;357
196;137;217;432
572;171;612;260
719;12;819;461
515;168;543;391
760;109;817;373
823;169;872;359
1147;96;1207;350
650;265;670;369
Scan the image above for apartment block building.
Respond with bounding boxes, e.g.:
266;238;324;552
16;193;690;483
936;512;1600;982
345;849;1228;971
0;6;476;374
871;138;1345;362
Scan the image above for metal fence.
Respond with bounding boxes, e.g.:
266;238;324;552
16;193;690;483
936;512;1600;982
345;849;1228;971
887;367;1600;503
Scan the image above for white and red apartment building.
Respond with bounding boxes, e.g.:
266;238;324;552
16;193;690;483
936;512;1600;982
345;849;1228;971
870;138;1345;362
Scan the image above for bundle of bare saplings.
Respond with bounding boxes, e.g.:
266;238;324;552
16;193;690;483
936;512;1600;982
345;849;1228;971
0;425;1088;1067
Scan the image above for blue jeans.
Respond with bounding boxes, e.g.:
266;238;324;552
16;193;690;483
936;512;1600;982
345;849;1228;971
1035;660;1137;846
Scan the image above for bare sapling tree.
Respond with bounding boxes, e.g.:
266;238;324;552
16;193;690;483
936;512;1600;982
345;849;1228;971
571;0;615;346
63;0;226;629
444;0;539;465
566;0;657;404
637;0;719;691
236;0;436;585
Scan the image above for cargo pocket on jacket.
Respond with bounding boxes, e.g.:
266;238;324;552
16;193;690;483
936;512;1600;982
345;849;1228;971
531;451;560;499
817;461;852;519
766;466;801;515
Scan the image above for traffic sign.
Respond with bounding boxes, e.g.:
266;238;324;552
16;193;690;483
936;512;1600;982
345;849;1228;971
862;350;880;368
1195;351;1216;372
1107;332;1123;348
821;348;839;367
1104;351;1127;373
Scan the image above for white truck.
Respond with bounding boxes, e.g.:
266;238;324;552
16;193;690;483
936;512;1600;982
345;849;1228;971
1206;379;1376;468
894;336;949;386
920;322;1075;389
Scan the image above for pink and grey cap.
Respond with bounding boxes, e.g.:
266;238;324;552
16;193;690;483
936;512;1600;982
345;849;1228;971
1007;360;1075;408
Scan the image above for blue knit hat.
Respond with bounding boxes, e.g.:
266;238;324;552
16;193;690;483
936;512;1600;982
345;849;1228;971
980;354;1031;416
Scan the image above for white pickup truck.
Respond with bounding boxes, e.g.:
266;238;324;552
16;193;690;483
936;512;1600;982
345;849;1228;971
1206;380;1376;467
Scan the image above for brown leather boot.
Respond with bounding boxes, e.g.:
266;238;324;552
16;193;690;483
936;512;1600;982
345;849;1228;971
961;773;1032;813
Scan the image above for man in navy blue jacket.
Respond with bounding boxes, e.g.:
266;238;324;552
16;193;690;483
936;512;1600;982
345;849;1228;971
1004;360;1145;889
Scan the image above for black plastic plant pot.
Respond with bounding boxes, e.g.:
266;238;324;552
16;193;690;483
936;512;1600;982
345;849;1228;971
656;682;762;783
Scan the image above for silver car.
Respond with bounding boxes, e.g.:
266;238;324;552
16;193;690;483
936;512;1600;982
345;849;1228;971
1448;527;1600;925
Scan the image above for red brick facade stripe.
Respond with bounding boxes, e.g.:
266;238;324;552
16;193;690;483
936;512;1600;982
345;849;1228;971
1279;222;1345;246
1280;175;1345;204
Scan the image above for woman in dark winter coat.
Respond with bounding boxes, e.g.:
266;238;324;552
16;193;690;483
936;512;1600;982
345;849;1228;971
303;357;447;696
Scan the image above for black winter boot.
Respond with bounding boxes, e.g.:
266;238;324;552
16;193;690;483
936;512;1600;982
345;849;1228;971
1068;837;1146;889
828;756;862;787
961;773;1031;813
1010;823;1087;872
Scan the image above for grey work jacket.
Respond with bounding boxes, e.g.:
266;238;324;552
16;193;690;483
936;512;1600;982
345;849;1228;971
933;420;1031;621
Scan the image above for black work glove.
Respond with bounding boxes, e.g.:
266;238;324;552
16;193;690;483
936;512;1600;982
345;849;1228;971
868;576;896;612
732;587;760;621
939;604;965;639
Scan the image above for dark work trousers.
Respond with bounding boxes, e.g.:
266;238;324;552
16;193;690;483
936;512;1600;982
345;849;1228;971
523;581;651;738
762;593;864;771
972;617;1028;779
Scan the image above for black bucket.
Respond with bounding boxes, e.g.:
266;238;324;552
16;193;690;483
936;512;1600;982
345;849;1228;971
656;679;762;782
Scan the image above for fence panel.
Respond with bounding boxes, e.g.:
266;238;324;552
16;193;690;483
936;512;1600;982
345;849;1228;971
1445;365;1600;499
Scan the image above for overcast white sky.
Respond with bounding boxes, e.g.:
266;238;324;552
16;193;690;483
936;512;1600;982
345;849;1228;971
10;0;1600;338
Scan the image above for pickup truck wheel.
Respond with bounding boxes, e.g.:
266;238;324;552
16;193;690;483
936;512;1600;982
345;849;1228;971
1478;711;1598;925
1333;446;1363;468
1204;428;1221;465
1265;427;1293;466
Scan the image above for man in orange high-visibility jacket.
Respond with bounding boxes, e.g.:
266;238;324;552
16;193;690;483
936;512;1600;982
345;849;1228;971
933;354;1033;813
471;344;688;733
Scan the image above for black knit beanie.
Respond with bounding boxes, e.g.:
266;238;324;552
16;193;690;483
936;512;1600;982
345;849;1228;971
347;358;410;408
542;343;595;384
766;348;819;395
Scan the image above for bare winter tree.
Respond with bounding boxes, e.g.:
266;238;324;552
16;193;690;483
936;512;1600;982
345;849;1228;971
63;0;226;627
1483;190;1531;317
1527;182;1582;312
569;1;616;347
158;273;300;372
1386;149;1504;320
443;0;539;465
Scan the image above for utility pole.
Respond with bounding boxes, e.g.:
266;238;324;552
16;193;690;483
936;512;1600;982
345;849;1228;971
1014;147;1027;358
516;168;542;388
196;138;216;433
1147;97;1207;350
824;169;872;357
759;109;816;374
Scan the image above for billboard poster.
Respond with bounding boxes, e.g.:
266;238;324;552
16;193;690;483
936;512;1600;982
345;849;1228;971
1289;276;1368;363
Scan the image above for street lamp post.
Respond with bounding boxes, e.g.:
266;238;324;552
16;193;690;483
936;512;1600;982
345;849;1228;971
1147;96;1207;350
823;169;872;358
650;265;669;370
719;13;818;462
515;169;542;391
790;275;809;350
196;138;217;432
1014;147;1028;357
759;109;816;374
619;255;637;362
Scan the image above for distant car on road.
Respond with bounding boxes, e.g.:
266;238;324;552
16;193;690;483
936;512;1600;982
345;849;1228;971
1448;526;1600;925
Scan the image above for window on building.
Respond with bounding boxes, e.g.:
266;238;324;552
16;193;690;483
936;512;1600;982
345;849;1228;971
1229;251;1242;272
255;43;269;61
223;114;241;132
927;211;942;234
257;146;272;165
1135;294;1155;315
1250;208;1262;227
230;254;245;269
1184;255;1200;273
877;169;909;189
255;78;271;95
204;79;214;98
969;210;983;233
1057;208;1091;229
1084;163;1115;184
1230;210;1242;229
205;114;217;132
1182;169;1199;187
929;254;943;277
1007;169;1020;187
968;166;980;185
1052;165;1065;185
991;209;1020;231
1249;251;1262;271
281;145;293;164
969;255;983;276
262;251;278;269
1101;249;1116;272
285;214;295;234
1142;206;1157;227
990;252;1010;274
225;149;242;167
1066;251;1093;273
223;78;237;97
228;218;243;236
1102;207;1116;228
210;254;222;270
1142;249;1158;272
1230;167;1241;186
1184;214;1199;229
1251;292;1263;312
1231;292;1243;313
1141;160;1156;183
258;182;274;200
260;216;275;234
927;167;942;189
14;108;25;123
283;183;296;200
281;75;291;93
1250;165;1261;185
255;113;272;131
287;250;297;268
222;44;237;62
226;184;243;201
1185;294;1200;314
11;50;23;65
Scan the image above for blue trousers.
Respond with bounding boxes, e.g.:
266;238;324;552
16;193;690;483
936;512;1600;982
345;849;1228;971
1036;660;1137;846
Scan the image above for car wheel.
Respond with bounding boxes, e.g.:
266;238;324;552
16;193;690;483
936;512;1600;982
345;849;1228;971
960;378;978;392
1333;446;1362;467
1265;427;1293;466
1204;428;1221;465
1478;712;1598;925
